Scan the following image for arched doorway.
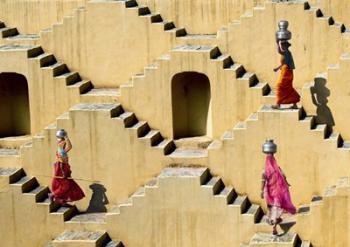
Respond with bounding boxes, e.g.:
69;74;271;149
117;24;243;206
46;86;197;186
171;72;211;139
0;73;30;137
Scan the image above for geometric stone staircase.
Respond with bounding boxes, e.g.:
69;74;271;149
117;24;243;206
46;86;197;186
221;104;350;153
0;167;122;246
3;167;78;221
64;103;177;156
105;167;316;246
107;167;266;246
1;165;317;246
298;177;349;218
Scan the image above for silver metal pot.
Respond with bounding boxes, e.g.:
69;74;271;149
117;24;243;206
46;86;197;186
276;20;291;41
56;129;67;139
262;139;277;154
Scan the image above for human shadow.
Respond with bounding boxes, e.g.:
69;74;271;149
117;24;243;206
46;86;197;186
310;77;335;131
86;183;109;213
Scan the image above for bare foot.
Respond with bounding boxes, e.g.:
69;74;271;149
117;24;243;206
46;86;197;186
272;226;278;235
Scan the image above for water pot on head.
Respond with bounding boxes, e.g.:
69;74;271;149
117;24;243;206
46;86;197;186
56;129;67;139
276;20;291;41
262;139;277;154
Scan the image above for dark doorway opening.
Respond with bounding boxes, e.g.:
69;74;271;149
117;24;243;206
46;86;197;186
171;72;211;139
0;73;30;137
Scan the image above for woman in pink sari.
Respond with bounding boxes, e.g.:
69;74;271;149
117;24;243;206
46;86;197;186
261;154;296;235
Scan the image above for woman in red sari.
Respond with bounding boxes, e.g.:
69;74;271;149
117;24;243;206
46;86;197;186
50;129;85;205
272;40;300;109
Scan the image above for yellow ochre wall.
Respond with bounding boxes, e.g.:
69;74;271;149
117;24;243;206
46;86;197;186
222;1;350;90
20;103;177;210
0;0;350;246
0;46;85;135
0;0;87;34
137;0;264;34
208;107;350;208
309;0;350;28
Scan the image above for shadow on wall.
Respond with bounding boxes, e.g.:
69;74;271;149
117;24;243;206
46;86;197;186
86;183;109;213
309;77;335;131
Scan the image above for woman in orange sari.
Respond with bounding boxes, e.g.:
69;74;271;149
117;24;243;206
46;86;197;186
272;40;300;109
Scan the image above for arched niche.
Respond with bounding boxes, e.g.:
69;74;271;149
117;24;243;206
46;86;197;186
171;72;211;139
0;73;30;137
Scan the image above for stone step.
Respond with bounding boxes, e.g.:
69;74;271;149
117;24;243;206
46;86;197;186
52;230;121;247
80;88;120;103
0;27;18;38
65;213;107;231
2;34;40;46
174;136;213;149
0;167;24;183
11;175;39;193
0;135;32;148
0;148;20;167
25;185;50;202
167;148;208;166
51;205;78;221
249;232;297;247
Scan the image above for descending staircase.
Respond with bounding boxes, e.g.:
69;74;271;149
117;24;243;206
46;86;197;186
0;42;118;163
0;34;119;107
1;167;79;222
0;167;120;245
67;103;176;156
